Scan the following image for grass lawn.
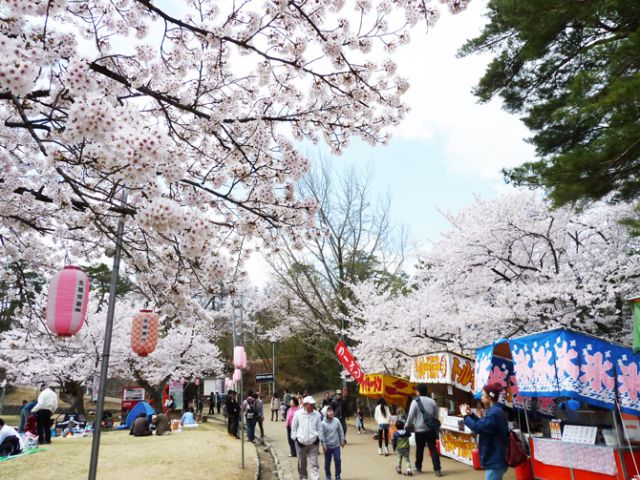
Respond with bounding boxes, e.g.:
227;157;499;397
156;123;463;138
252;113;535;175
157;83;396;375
1;419;256;480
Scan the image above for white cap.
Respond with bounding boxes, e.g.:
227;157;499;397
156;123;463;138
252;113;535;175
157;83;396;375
302;396;316;405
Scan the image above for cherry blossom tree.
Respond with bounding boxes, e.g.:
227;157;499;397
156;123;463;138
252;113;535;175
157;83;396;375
347;192;640;375
0;295;222;412
0;0;468;321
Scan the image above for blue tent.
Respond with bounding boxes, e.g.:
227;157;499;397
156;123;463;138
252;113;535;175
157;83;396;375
125;401;155;428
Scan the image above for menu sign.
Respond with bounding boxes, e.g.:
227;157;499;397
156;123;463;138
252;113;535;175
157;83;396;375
561;425;597;444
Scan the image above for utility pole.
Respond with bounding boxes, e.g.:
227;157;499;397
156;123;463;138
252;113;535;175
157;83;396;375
272;341;276;397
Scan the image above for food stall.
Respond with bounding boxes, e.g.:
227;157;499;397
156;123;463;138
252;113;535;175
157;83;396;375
410;351;477;466
475;328;640;480
359;372;416;407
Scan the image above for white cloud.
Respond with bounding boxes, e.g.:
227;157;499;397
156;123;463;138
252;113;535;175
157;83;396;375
392;0;535;181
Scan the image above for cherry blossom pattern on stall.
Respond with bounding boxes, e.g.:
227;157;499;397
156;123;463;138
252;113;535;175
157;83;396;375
46;265;90;336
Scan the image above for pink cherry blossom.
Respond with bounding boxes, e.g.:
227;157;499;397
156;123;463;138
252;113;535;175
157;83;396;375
488;365;508;388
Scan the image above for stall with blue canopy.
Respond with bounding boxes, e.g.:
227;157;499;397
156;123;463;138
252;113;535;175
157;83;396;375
475;328;640;480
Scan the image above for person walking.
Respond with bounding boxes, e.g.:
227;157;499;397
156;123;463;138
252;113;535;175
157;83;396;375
321;406;345;480
226;390;240;438
355;404;365;433
286;396;300;457
321;393;331;409
254;393;265;439
216;391;222;414
291;396;322;480
271;394;281;421
31;384;58;445
460;383;510;480
209;391;215;415
405;383;442;477
330;389;348;439
374;397;391;455
392;418;413;476
244;396;258;442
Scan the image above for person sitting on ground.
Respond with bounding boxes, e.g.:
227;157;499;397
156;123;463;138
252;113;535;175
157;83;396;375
152;413;171;435
0;418;24;457
130;412;151;437
180;407;198;427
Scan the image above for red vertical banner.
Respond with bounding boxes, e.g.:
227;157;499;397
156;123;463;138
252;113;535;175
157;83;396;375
334;340;366;385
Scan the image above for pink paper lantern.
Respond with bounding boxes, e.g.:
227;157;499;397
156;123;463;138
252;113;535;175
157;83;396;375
233;346;247;369
233;368;242;382
224;377;233;391
46;266;90;336
195;378;200;386
131;310;159;357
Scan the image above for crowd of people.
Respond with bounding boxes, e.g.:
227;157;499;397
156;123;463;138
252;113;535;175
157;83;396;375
2;380;511;480
269;382;509;480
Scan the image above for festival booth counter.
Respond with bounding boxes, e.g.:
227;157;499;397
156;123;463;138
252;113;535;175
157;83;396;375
410;351;477;466
475;328;640;480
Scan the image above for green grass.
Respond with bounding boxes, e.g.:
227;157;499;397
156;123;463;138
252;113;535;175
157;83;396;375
1;420;256;480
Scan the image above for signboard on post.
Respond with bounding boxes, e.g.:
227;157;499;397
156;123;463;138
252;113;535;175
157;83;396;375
255;373;274;384
334;340;365;385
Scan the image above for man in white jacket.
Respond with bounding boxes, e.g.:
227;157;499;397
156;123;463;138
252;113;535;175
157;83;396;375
291;396;322;480
32;385;58;445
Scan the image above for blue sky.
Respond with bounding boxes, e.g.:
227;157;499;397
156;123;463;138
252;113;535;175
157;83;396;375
246;0;536;284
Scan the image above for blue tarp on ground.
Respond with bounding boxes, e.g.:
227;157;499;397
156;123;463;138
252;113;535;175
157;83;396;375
125;401;155;428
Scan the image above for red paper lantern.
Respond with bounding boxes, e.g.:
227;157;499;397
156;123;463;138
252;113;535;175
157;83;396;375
46;266;90;336
131;309;159;357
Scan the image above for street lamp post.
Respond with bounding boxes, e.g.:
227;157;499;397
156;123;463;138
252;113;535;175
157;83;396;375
88;189;127;480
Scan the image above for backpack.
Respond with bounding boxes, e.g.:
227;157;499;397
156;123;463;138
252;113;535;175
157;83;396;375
415;397;441;431
505;430;528;468
245;403;255;420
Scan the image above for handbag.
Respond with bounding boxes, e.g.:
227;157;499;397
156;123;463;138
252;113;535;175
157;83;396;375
415;397;441;431
505;430;528;467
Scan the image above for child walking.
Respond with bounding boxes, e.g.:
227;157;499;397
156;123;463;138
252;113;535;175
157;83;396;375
392;418;413;476
355;404;365;433
321;407;345;480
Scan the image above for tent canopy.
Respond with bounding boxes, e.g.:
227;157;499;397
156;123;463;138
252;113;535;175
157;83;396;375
475;328;640;416
125;401;155;428
359;373;415;407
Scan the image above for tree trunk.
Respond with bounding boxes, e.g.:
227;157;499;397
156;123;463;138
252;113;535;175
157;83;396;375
60;380;85;414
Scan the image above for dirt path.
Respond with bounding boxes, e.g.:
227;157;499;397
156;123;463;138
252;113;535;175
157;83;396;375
261;413;517;480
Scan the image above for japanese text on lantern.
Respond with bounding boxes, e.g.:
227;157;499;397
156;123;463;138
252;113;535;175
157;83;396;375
334;340;365;385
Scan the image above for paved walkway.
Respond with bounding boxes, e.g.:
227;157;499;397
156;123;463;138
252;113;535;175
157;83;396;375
261;415;516;480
